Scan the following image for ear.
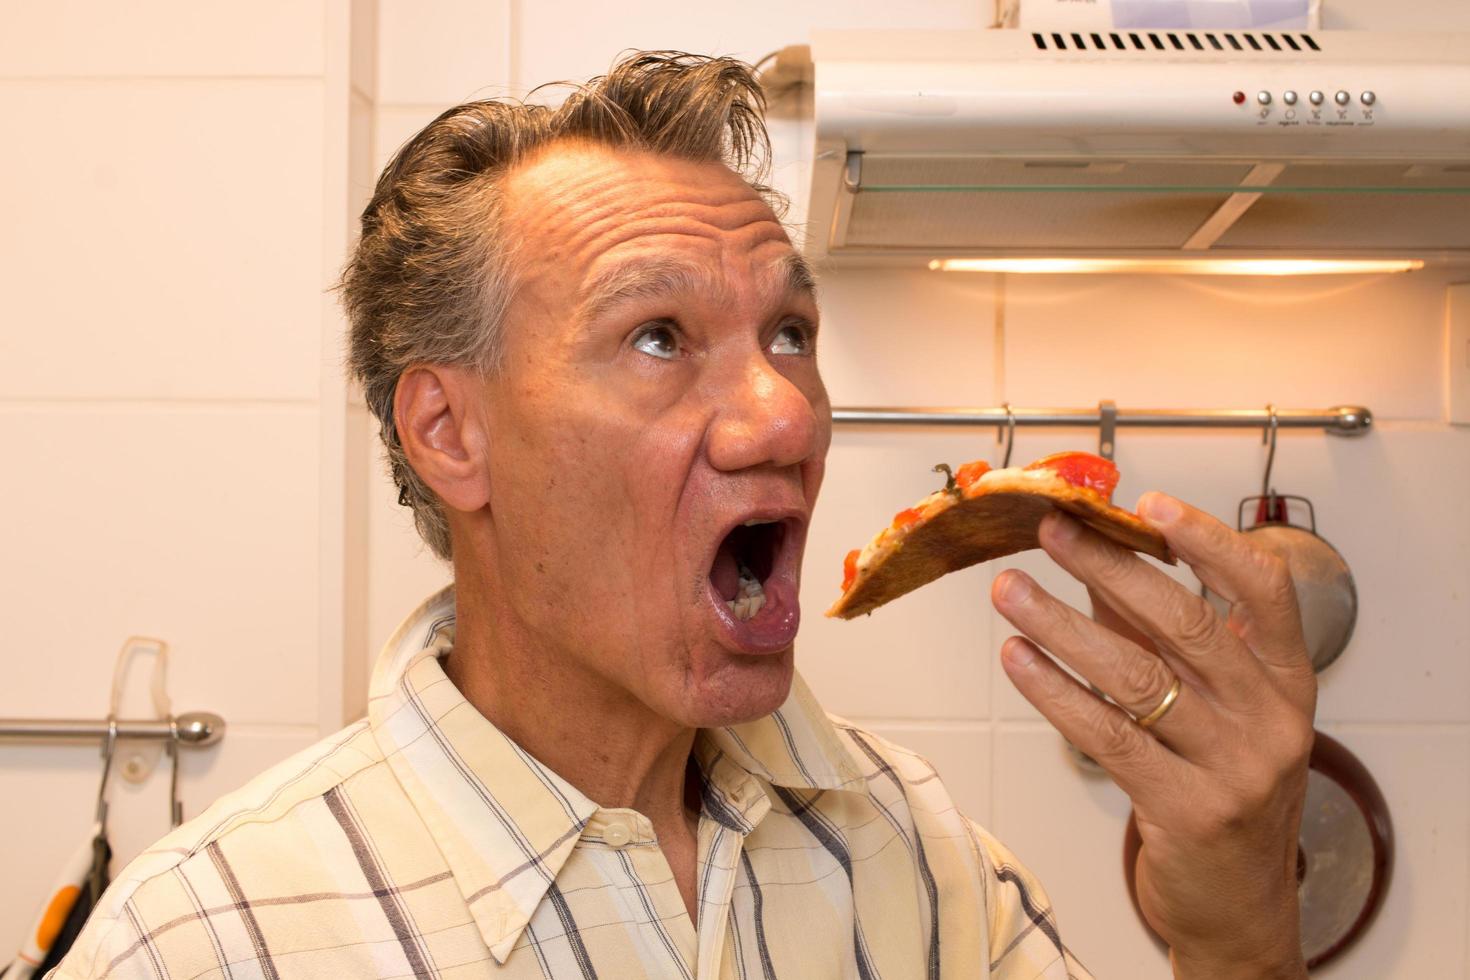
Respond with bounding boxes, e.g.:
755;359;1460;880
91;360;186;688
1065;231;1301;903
394;364;492;513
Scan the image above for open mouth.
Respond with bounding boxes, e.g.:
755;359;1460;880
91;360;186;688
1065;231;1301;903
710;519;788;622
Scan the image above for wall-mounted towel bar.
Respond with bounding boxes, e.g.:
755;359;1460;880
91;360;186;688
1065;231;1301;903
0;712;226;747
832;404;1372;436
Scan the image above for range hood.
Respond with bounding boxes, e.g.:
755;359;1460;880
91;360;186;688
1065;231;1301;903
806;30;1470;266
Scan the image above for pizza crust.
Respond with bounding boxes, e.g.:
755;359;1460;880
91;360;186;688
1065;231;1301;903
827;468;1175;620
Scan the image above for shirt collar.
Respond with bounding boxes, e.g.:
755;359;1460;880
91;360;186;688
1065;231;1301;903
368;586;867;962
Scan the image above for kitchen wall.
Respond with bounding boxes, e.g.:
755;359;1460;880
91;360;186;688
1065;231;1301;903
0;0;374;958
2;1;1466;976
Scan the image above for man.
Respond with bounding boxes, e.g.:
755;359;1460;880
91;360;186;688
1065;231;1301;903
53;53;1315;979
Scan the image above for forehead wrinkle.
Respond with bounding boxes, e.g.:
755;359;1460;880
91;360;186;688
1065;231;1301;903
577;255;727;324
557;194;779;266
576;246;815;327
520;164;770;246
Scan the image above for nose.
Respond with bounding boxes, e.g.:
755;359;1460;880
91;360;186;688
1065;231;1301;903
706;355;822;473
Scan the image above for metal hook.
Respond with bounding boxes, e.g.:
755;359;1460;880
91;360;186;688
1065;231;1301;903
94;715;118;833
997;403;1017;468
1261;404;1279;499
167;716;183;828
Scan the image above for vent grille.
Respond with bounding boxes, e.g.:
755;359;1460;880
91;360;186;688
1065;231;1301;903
1031;30;1320;54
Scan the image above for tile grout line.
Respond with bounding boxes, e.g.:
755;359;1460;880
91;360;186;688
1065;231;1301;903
0;398;320;410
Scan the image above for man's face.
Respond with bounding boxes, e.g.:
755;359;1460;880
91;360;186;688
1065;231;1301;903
478;143;829;728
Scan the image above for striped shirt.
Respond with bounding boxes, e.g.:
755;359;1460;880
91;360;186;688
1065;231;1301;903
51;588;1091;979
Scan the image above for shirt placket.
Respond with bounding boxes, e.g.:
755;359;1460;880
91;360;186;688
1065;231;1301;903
585;809;699;978
691;758;773;980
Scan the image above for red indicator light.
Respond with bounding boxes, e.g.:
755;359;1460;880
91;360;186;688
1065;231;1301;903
1232;91;1247;104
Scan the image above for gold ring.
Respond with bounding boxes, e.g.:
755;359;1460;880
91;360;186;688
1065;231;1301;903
1136;677;1182;730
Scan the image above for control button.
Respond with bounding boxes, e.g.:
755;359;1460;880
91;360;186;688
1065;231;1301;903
1257;91;1272;105
1334;90;1351;105
603;822;632;847
1360;90;1376;106
1309;90;1325;105
1232;90;1247;105
1283;90;1298;105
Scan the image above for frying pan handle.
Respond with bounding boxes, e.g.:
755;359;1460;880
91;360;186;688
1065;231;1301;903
1238;494;1318;534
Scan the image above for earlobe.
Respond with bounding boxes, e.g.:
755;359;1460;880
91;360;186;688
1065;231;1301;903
394;365;492;513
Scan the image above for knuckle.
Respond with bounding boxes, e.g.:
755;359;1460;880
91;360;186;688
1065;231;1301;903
1256;551;1296;604
1190;799;1239;838
1095;706;1151;768
1199;773;1272;835
1203;795;1255;836
1117;653;1171;707
1089;537;1137;584
1276;718;1316;775
1167;591;1223;650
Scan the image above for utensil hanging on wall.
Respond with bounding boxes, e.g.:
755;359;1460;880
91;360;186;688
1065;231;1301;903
1204;407;1359;673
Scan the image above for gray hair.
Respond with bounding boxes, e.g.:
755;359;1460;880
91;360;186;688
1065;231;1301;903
341;51;782;560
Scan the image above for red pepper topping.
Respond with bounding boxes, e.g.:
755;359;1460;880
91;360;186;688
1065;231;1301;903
892;507;923;532
954;459;992;493
842;549;860;591
1025;451;1120;500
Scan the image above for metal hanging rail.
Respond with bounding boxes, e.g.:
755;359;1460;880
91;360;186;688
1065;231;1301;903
0;712;226;747
832;404;1373;436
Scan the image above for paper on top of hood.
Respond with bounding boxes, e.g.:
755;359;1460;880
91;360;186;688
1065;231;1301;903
999;0;1321;31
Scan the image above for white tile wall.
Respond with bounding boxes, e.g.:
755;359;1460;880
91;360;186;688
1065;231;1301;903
817;268;1001;406
1003;271;1451;421
514;0;986;90
0;80;326;402
799;429;994;721
376;0;512;105
373;105;445;170
1;0;354;960
991;725;1171;979
0;407;321;725
0;2;325;79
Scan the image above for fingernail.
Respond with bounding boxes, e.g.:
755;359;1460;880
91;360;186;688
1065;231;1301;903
1003;638;1037;669
1141;493;1183;528
998;571;1032;604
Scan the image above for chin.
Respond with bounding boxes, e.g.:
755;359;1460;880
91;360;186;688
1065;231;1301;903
673;645;796;729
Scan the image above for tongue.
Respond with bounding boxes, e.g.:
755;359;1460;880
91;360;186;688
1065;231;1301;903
711;539;740;600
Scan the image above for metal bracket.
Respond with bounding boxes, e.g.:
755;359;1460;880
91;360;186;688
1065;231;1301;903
1098;400;1118;459
842;151;864;193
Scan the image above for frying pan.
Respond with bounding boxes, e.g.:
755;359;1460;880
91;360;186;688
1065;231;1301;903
1206;494;1358;673
1122;730;1393;970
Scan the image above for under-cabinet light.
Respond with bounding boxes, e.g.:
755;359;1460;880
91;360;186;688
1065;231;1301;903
927;258;1425;276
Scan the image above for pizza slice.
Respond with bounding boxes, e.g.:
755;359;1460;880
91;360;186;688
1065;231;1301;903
827;451;1175;619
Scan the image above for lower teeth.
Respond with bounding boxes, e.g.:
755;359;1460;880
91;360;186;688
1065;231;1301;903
727;562;766;621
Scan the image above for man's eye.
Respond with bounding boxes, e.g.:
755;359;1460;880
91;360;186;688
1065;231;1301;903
632;323;680;360
769;323;812;356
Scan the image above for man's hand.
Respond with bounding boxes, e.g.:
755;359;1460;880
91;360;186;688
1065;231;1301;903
991;492;1317;979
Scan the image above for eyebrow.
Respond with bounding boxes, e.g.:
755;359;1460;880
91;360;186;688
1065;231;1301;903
576;251;817;324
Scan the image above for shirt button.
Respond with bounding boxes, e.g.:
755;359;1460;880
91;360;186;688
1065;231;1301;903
603;822;632;847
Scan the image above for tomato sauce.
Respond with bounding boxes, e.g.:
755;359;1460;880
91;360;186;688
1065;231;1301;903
954;460;991;493
891;507;923;531
842;549;860;591
1025;451;1120;500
